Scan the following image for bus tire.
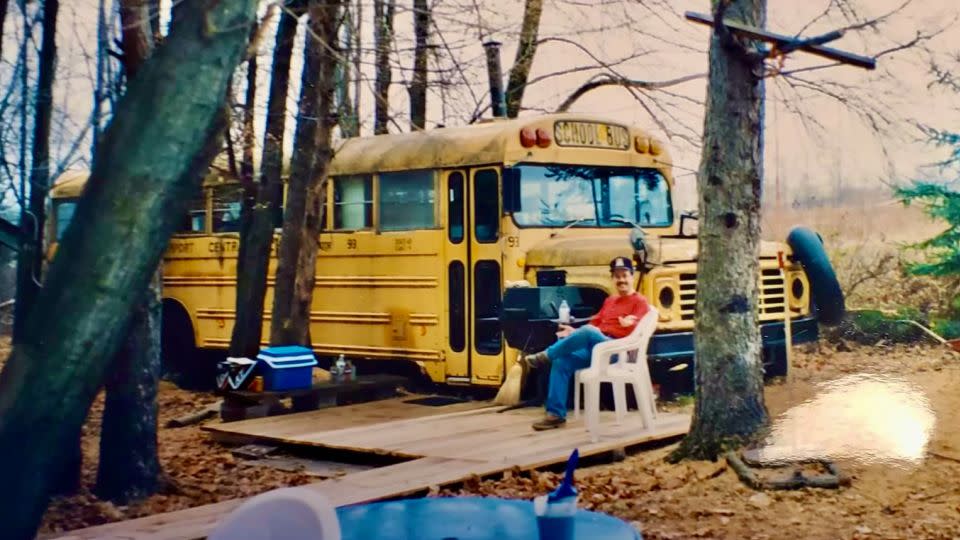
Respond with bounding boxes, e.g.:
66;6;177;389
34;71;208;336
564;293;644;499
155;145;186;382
161;300;208;389
786;226;845;326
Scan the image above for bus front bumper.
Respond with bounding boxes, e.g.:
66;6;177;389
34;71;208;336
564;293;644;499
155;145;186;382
648;315;819;396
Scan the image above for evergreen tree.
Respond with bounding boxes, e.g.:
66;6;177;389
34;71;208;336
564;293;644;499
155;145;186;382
896;128;960;277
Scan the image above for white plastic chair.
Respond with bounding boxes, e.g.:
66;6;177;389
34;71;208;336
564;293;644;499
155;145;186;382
573;308;659;442
209;486;341;540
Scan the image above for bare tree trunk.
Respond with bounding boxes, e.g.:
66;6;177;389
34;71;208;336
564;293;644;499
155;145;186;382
147;0;160;38
94;0;162;505
0;0;10;59
335;4;358;138
408;0;429;130
670;0;769;462
13;0;58;343
241;47;257;188
226;50;259;354
352;0;361;131
373;0;395;135
95;272;162;502
0;1;255;536
119;0;153;79
230;3;300;358
15;0;72;495
270;0;341;346
504;0;542;118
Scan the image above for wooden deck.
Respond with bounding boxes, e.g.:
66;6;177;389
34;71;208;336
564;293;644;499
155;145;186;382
50;399;689;540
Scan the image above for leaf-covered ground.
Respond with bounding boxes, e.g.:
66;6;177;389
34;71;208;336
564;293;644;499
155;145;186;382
34;371;313;535
22;337;960;540
444;342;960;540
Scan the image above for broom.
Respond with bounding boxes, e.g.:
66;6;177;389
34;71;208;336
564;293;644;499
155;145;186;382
494;359;524;406
494;333;534;406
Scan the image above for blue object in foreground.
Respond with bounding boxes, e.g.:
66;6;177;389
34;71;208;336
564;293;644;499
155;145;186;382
549;448;579;502
336;497;641;540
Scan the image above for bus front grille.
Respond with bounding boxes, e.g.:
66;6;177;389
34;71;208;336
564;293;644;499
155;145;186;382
678;269;786;321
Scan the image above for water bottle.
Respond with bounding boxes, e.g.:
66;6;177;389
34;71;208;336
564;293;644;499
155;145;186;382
344;359;356;382
558;299;571;324
334;354;346;382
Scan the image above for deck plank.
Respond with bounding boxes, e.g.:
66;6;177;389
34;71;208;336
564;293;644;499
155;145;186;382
50;401;688;540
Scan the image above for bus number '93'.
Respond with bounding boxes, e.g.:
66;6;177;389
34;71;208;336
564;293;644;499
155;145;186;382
506;236;520;248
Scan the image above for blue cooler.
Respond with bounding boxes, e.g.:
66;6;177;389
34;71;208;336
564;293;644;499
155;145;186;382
256;346;317;391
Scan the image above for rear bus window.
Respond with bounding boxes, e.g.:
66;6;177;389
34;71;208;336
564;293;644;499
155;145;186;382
178;187;208;233
211;184;243;233
54;200;77;241
334;175;373;230
379;170;436;231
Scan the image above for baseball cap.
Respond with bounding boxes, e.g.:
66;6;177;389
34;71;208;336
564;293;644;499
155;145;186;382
609;256;634;273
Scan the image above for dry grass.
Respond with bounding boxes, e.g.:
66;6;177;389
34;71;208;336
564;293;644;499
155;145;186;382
762;201;956;315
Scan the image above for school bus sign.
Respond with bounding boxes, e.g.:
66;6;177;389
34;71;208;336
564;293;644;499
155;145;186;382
553;120;630;150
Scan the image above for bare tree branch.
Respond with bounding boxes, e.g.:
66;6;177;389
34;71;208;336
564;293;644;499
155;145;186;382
556;73;706;113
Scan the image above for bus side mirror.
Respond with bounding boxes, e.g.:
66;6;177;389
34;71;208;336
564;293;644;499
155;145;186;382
679;210;699;237
502;168;521;213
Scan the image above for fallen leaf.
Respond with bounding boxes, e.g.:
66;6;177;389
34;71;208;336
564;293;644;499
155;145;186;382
749;492;772;508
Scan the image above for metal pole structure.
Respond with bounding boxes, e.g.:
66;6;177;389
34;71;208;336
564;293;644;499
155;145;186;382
684;11;876;70
482;41;506;118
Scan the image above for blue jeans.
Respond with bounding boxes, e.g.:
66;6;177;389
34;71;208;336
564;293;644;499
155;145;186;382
544;325;611;419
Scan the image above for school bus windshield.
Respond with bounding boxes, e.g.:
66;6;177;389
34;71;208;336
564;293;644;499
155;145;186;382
512;164;673;228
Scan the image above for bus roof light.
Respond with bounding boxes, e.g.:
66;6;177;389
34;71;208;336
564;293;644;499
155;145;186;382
649;138;664;155
535;128;552;148
634;136;649;153
519;127;536;148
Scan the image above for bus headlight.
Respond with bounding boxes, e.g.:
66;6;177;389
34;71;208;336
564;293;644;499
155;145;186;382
658;286;675;310
654;277;679;321
788;272;808;311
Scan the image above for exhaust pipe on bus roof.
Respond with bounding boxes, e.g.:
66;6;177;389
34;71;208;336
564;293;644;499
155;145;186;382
482;41;506;118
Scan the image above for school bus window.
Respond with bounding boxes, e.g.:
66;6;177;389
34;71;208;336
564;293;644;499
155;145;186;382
177;187;208;233
474;169;499;242
211;184;243;233
54;199;77;241
448;261;466;352
334;175;373;230
513;164;672;228
379;170;436;231
474;259;502;354
448;172;464;243
607;171;672;226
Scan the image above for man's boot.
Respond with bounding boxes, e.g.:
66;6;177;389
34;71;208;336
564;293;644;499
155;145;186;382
532;414;566;431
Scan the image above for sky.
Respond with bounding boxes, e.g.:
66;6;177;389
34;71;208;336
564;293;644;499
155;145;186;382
5;0;960;213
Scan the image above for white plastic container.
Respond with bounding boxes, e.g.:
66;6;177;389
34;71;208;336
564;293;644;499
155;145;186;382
334;354;347;382
558;300;571;324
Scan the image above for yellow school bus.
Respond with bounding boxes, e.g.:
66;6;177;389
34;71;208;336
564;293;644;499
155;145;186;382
48;113;844;393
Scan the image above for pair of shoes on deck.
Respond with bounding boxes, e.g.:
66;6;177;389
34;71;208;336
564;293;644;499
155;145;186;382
532;414;566;431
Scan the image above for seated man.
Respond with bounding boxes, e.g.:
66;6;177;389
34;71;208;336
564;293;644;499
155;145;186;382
522;256;651;431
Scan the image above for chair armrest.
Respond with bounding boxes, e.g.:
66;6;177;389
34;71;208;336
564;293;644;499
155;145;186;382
584;308;659;371
592;336;640;357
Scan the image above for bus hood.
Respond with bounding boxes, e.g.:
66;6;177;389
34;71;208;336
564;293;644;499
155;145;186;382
525;234;789;267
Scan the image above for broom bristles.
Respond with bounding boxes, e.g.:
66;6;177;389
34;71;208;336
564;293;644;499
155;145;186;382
494;362;524;406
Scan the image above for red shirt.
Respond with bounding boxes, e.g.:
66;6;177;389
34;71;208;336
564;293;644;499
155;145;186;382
590;293;650;339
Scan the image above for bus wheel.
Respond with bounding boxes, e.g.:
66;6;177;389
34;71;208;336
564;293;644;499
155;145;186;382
787;226;846;326
161;301;212;389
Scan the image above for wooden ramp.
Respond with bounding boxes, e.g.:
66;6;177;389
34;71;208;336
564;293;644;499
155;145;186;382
51;401;689;540
205;394;494;445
